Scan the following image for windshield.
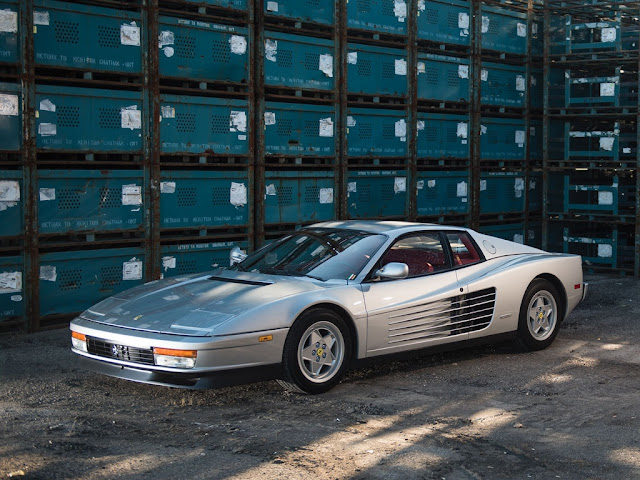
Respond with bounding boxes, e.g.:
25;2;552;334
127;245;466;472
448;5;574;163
235;228;387;281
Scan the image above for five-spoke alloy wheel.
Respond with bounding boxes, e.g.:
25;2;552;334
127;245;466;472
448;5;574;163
517;279;562;351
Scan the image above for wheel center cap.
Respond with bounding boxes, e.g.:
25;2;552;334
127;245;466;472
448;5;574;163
317;348;324;357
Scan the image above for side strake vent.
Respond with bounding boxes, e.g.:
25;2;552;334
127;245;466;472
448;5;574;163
387;288;496;345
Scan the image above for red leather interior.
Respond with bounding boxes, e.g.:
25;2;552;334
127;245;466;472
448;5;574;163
381;248;446;276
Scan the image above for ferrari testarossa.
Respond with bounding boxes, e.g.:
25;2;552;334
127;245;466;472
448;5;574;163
70;221;587;394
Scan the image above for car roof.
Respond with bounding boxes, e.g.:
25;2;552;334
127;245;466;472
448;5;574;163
308;220;471;236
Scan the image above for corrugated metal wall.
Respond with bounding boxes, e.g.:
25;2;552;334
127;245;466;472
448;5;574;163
0;0;558;331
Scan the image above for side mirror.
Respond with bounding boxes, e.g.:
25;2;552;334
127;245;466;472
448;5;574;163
374;262;409;280
229;246;247;266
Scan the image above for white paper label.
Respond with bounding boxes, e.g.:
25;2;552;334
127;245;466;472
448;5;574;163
515;130;525;145
417;120;425;131
39;187;55;201
598;191;614;205
229;35;247;55
514;178;525;198
517;23;527;37
394;119;406;138
457;182;467;197
530;180;536;190
121;106;141;130
417;180;425;190
480;125;487;135
347;182;357;193
394;0;407;22
33;11;49;26
319;118;334;138
38;123;56;136
319;54;333;78
163;46;174;58
121;23;140;46
601;27;616;42
480;180;487;191
417;62;426;74
516;75;526;92
266;1;278;12
161;181;176;194
159;30;175;47
265;39;277;62
162;256;176;271
623;147;632;154
394;177;407;193
348;52;358;65
0;181;19;202
459;12;469;29
418;0;425;11
600;137;615;151
122;184;142;206
600;83;615;97
319;188;334;204
39;265;57;282
457;122;468;139
230;111;247;133
458;65;469;79
395;59;407;76
230;182;247;207
264;112;276;125
482;16;489;33
426;180;435;188
39;99;55;112
598;244;613;258
0;94;18;116
514;234;524;244
123;259;143;280
347;116;356;127
0;272;21;293
481;69;488;82
266;184;276;196
161;106;175;119
0;10;18;33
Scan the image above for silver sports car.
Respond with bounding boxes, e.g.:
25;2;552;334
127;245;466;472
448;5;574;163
70;221;587;394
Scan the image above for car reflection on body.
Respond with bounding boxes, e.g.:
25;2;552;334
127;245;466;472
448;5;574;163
70;221;586;394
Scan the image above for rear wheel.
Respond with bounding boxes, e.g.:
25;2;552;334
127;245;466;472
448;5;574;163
517;279;561;351
277;308;351;394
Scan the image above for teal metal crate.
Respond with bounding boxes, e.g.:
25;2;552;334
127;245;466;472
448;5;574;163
0;82;20;151
264;31;335;91
0;170;22;237
480;117;526;161
0;2;18;64
347;170;407;219
417;113;469;160
481;62;527;107
183;0;247;9
562;228;618;268
531;17;543;56
159;95;249;155
347;0;407;35
417;53;469;103
37;170;143;235
347;108;407;158
530;68;542;109
33;0;142;74
481;5;528;55
529;121;542;162
417;0;470;47
264;102;335;156
158;16;249;83
559;175;634;216
39;247;145;316
35;85;143;153
566;124;619;162
160;240;249;278
529;172;542;211
265;0;335;27
480;172;538;214
550;15;621;55
265;170;335;224
416;171;469;216
160;170;249;230
562;68;635;108
0;255;23;325
479;223;525;244
347;43;407;97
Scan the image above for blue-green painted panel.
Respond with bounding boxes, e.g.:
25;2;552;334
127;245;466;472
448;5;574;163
417;113;469;159
0;2;18;64
33;0;142;74
480;172;535;214
39;247;145;316
417;0;470;46
417;53;469;103
347;0;406;35
264;31;335;91
184;0;246;9
160;240;249;278
416;171;469;216
347;108;407;158
264;170;335;224
265;0;334;26
347;43;407;96
159;170;249;229
0;170;22;237
530;68;542;109
37;170;143;234
479;223;525;244
530;121;542;162
35;85;143;152
347;170;407;219
0;82;21;151
0;256;23;324
481;5;528;55
264;102;335;156
480;117;526;160
481;62;527;107
160;95;249;155
158;16;249;83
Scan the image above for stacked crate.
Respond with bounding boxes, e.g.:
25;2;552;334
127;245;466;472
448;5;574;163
544;0;639;274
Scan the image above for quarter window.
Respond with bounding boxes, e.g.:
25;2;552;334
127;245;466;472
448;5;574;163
446;232;482;266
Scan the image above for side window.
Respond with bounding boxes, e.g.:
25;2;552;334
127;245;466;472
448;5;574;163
379;233;449;277
446;232;482;266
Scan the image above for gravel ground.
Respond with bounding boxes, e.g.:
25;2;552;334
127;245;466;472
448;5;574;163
1;274;640;479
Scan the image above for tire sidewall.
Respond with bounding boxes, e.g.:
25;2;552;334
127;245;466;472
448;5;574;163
517;279;561;351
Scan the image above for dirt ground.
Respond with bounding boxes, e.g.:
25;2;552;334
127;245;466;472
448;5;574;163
1;274;640;480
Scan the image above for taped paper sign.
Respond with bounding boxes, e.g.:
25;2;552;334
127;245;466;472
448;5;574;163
532;23;539;37
121;23;140;46
600;137;615;151
121;106;141;130
395;59;407;76
481;16;489;34
38;123;57;136
517;23;527;38
264;112;276;125
394;177;407;193
162;256;176;271
480;125;487;135
319;117;334;138
0;180;19;202
39;265;57;282
158;31;175;47
600;83;615;97
516;75;526;92
530;180;536;190
348;52;357;65
347;182;357;193
427;180;436;188
514;178;525;198
0;272;21;293
161;106;175;119
39;188;55;201
417;62;426;74
347;116;356;127
480;179;487;191
418;0;425;11
319;54;333;78
265;184;276;196
33;11;49;26
230;111;247;133
0;9;18;33
394;0;407;22
123;259;143;281
458;65;469;79
266;1;278;12
319;188;334;204
601;27;616;43
624;147;632;154
160;181;176;194
598;191;614;205
395;119;406;138
265;39;277;62
457;122;468;139
229;35;247;55
230;182;247;207
417;120;425;131
122;184;142;206
457;181;467;198
515;130;525;146
598;244;613;258
39;99;55;112
459;12;469;29
0;94;18;116
481;69;488;82
417;180;425;190
514;234;524;244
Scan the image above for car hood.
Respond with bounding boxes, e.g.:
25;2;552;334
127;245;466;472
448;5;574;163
79;269;325;336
